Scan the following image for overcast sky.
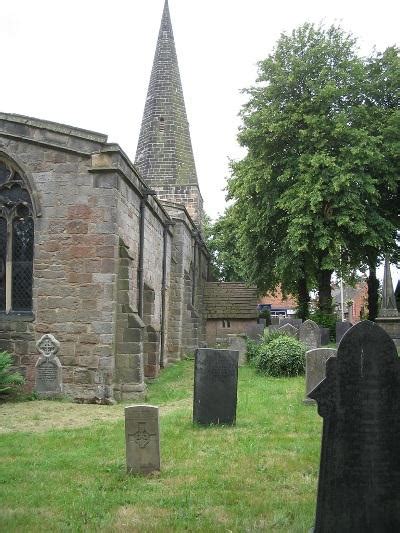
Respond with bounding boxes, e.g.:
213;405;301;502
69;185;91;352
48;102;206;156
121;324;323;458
2;0;399;281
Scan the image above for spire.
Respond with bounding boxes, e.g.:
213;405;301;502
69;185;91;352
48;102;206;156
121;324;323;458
135;0;202;222
379;258;399;317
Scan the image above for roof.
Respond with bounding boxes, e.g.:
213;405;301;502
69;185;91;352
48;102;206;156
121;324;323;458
205;282;259;319
259;287;297;310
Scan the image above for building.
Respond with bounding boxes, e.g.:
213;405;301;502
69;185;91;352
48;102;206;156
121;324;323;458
0;0;208;402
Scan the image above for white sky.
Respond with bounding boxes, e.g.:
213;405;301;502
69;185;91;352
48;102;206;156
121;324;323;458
1;0;399;282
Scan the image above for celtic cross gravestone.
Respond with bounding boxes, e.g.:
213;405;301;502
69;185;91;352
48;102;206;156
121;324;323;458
125;405;160;474
35;334;62;397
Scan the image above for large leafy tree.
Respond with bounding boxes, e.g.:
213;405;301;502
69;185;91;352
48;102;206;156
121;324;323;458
228;23;399;316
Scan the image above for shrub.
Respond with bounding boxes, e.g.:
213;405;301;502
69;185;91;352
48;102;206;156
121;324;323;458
246;338;261;364
309;311;336;341
0;351;25;396
255;336;306;377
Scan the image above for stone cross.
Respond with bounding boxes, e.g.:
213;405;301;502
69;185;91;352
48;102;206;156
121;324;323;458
125;405;160;474
35;334;62;397
304;348;336;404
193;348;239;425
299;319;321;351
278;322;299;339
309;321;400;531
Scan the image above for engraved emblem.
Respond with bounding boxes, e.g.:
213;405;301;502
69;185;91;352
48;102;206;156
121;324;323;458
129;422;155;448
37;334;60;359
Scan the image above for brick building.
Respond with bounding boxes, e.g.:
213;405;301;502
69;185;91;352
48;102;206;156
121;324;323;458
0;0;209;402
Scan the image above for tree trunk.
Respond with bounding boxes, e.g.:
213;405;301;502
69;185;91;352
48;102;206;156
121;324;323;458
296;276;310;320
317;269;333;315
367;257;379;321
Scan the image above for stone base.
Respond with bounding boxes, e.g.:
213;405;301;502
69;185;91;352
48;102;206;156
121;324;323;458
375;317;400;346
303;397;316;405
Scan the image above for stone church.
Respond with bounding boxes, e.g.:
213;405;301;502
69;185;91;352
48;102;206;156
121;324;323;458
0;0;209;401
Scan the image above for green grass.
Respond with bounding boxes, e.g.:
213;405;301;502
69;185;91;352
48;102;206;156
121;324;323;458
0;361;322;532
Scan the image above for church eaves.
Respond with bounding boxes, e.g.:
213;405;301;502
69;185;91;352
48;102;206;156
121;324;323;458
135;0;203;223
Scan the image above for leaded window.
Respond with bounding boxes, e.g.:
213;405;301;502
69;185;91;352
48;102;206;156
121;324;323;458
0;160;34;313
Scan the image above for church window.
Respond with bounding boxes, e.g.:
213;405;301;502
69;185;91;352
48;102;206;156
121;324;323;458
0;159;34;313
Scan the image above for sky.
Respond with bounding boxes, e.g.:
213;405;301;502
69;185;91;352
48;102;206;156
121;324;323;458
1;0;399;282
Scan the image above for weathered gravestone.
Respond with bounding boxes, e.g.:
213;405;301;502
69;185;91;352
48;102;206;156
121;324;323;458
279;317;302;329
319;327;330;346
278;322;299;339
125;405;160;474
309;321;400;532
268;325;280;333
336;321;353;345
304;348;336;404
35;334;62;397
299;319;321;351
227;334;247;366
193;348;239;425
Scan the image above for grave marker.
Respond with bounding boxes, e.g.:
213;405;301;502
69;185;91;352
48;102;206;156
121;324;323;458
125;405;160;474
336;321;352;345
299;319;321;350
309;321;400;531
35;334;62;397
304;348;336;404
278;322;299;339
193;348;239;425
227;334;247;366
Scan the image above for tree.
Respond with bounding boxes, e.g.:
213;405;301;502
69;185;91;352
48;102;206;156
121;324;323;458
228;24;399;316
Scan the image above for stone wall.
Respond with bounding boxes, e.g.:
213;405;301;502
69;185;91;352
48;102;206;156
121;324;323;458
0;113;209;401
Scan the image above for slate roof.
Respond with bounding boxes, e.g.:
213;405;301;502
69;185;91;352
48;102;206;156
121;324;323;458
205;282;259;319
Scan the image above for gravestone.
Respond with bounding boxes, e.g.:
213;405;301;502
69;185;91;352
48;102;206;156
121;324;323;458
309;321;400;531
304;348;336;404
336;321;353;345
125;405;160;474
279;317;302;329
35;334;62;397
320;327;330;346
268;325;280;333
299;319;321;350
278;322;299;339
227;334;247;366
246;322;264;340
193;348;239;425
270;316;280;325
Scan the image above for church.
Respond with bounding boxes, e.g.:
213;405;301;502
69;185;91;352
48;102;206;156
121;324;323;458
0;0;209;401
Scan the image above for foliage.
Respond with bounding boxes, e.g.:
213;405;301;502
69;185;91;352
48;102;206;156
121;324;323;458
202;209;246;281
255;335;306;377
258;307;271;324
227;24;399;317
0;351;25;396
309;311;336;341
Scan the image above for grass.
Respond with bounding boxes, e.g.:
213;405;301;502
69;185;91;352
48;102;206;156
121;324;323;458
0;361;322;532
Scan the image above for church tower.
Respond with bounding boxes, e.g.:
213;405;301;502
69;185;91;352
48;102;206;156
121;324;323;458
135;0;203;223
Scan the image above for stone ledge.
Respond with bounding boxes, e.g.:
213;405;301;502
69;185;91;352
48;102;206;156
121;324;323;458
0;312;35;322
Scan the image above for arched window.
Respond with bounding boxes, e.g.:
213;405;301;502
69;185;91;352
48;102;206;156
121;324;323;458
0;160;34;313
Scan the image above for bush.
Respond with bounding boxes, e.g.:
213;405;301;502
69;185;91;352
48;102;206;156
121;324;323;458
258;308;271;325
309;311;336;341
0;351;25;396
255;336;306;377
246;338;261;364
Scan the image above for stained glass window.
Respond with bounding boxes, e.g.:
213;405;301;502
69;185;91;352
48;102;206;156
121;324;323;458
0;159;34;313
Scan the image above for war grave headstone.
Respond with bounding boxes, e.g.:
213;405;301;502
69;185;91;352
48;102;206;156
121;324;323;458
193;348;239;425
278;322;299;339
309;321;400;532
279;317;302;329
335;321;352;346
299;319;321;351
125;405;160;474
35;334;62;397
319;327;330;346
227;334;247;366
304;348;336;404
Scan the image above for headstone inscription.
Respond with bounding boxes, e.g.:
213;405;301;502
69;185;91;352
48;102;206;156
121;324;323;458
125;405;160;474
227;334;247;366
335;321;352;345
309;321;400;532
299;319;321;351
193;348;239;425
35;334;62;397
278;322;299;339
304;348;336;404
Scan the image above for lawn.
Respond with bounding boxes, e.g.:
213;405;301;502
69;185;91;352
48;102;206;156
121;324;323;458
0;360;322;532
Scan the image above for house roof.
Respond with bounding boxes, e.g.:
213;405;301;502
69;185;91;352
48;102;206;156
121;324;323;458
205;282;259;319
259;288;297;310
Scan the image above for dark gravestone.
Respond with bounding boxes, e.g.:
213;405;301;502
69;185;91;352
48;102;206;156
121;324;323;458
309;321;400;532
193;348;239;425
335;321;353;345
319;327;330;346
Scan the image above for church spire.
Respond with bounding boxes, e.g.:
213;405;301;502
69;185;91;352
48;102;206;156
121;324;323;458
135;0;202;222
379;258;399;317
